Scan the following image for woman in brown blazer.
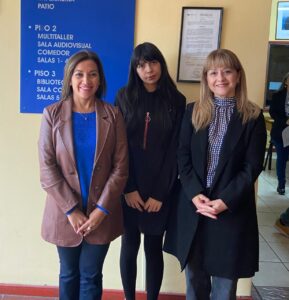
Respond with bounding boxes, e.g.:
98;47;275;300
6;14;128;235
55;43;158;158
38;50;128;300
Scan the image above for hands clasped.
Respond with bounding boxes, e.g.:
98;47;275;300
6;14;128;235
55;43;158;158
192;194;228;220
124;191;162;213
67;207;106;236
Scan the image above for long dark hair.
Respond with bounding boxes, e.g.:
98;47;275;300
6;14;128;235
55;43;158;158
119;42;179;130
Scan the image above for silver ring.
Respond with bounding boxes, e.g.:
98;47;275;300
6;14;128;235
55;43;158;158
87;226;91;231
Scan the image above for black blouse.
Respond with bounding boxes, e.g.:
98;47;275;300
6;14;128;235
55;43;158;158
116;88;186;203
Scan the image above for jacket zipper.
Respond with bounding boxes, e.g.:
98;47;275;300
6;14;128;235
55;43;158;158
143;112;151;150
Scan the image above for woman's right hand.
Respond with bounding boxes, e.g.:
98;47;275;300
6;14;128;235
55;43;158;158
192;194;210;208
192;194;217;220
67;208;88;233
124;191;145;212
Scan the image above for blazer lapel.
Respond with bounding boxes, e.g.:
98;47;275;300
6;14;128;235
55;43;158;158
58;99;76;168
94;99;110;165
210;109;244;190
191;127;208;186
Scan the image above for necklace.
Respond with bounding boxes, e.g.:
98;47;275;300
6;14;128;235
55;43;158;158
79;112;89;121
75;111;95;121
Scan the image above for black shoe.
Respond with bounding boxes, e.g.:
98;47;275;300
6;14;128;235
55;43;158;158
277;187;285;195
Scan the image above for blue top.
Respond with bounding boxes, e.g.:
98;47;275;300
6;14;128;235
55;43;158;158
72;111;97;210
69;112;109;216
64;111;109;216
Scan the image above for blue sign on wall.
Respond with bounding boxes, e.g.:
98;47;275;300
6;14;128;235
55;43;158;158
20;0;135;113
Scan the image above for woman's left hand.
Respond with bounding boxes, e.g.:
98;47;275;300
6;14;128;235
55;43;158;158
77;208;106;236
144;197;162;213
196;199;228;219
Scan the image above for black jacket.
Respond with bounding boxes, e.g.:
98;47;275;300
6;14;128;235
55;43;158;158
164;103;266;279
115;88;186;234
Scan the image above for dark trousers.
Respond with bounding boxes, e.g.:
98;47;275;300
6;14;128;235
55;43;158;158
185;250;238;300
57;240;109;300
272;138;289;188
120;228;164;300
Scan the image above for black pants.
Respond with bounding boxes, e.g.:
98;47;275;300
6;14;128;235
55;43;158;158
120;228;164;300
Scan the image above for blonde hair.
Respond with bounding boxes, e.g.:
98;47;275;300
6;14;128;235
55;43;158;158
192;49;260;131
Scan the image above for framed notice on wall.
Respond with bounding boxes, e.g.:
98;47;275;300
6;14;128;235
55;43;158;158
177;7;223;83
276;1;289;39
20;0;135;113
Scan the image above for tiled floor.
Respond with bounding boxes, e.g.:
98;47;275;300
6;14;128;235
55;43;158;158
1;158;289;299
253;156;289;299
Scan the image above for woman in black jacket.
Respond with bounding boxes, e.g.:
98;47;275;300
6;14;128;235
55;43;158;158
164;49;266;300
115;42;185;300
269;72;289;195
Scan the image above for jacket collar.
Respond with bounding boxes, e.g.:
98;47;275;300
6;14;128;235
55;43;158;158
58;99;75;168
95;98;110;164
191;127;208;187
192;108;244;191
57;97;110;169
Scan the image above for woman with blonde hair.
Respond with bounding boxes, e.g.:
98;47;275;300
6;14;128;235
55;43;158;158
164;49;266;300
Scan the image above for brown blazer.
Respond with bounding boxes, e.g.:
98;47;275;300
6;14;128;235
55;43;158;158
38;98;128;246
